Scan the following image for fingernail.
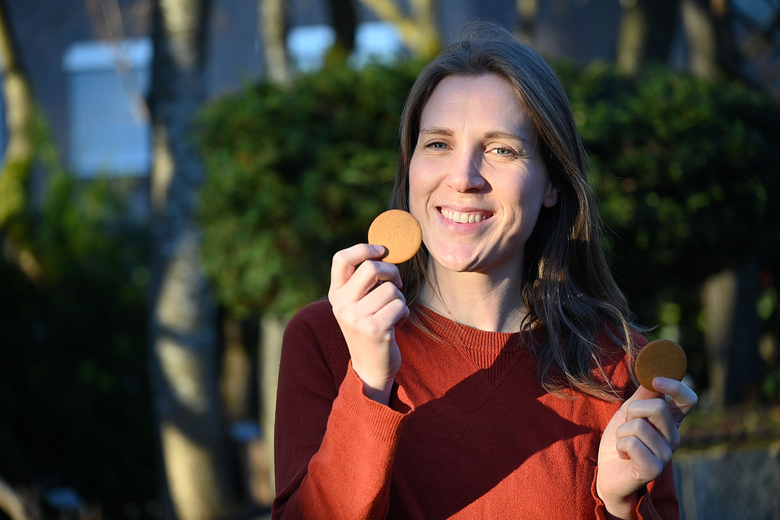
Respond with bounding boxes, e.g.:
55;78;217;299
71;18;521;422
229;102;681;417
652;377;668;392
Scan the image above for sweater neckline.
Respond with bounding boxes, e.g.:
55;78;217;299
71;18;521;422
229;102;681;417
413;305;527;353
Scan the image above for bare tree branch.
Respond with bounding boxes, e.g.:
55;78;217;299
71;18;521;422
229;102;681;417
358;0;438;57
515;0;538;43
0;476;32;520
259;0;290;84
0;0;42;282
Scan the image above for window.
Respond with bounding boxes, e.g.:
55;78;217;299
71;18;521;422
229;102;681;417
287;21;404;72
62;38;151;178
349;21;406;68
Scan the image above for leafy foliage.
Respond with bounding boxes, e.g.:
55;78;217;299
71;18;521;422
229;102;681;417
561;63;779;289
197;59;423;316
198;60;780;394
558;63;780;387
0;116;155;516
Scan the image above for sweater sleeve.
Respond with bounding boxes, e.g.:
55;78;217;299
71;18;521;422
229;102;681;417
590;330;681;520
272;302;410;520
591;463;679;520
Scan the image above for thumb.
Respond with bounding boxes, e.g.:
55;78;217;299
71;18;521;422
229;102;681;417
626;383;662;404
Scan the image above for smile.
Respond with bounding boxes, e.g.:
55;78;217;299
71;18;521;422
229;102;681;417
439;207;493;224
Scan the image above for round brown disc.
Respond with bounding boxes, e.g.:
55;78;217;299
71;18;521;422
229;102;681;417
635;339;687;390
367;210;422;264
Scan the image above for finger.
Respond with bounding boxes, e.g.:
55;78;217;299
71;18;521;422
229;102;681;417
626;397;678;439
651;377;698;423
372;295;410;330
359;280;407;319
616;418;674;464
623;384;662;424
622;400;681;453
614;433;668;480
625;384;662;406
330;244;386;291
337;260;403;305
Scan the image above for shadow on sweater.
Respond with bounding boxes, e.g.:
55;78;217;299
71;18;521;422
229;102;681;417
388;342;599;518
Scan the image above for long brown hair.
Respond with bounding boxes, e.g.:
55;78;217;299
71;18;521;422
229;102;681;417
390;22;639;400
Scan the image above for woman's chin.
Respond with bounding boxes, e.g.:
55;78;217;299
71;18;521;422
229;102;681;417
430;251;482;274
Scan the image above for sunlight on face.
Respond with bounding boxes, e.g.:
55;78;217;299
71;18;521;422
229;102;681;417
409;74;558;280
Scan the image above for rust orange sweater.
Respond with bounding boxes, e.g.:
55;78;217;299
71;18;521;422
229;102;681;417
273;300;678;519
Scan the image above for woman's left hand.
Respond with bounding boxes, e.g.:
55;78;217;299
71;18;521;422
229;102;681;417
596;377;698;519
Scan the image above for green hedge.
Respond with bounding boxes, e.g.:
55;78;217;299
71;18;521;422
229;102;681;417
197;60;422;316
557;63;780;383
197;60;780;393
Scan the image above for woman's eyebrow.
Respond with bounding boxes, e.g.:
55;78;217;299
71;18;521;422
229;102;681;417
420;127;528;141
484;130;529;144
418;127;531;147
418;126;453;136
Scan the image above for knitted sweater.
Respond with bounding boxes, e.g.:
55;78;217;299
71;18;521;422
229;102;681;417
273;300;678;519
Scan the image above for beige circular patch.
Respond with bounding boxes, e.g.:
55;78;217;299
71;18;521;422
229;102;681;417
635;339;687;391
367;210;422;264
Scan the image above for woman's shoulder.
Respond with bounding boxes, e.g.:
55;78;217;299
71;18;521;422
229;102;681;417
288;298;337;327
284;298;347;363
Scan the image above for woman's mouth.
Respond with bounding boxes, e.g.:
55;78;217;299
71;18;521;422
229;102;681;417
439;207;493;224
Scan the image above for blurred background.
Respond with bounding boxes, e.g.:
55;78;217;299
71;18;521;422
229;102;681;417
0;0;778;519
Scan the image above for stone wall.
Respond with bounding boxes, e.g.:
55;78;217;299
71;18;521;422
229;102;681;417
674;442;780;520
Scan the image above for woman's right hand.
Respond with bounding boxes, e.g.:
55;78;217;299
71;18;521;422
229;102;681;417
328;244;409;405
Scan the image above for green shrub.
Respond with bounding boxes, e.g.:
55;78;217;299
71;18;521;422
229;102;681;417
0;116;154;515
197;60;422;316
198;61;780;394
559;63;780;382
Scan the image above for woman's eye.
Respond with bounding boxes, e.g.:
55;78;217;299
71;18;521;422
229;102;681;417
426;141;448;150
491;146;518;157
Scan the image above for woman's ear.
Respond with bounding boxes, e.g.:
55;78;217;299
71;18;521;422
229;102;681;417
543;184;559;208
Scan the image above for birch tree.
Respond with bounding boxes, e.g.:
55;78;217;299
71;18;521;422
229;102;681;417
357;0;439;58
515;0;538;43
147;0;232;518
259;0;290;84
0;0;40;283
616;0;677;74
678;0;761;407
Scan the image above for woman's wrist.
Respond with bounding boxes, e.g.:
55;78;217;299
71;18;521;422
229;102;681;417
602;491;639;520
360;378;394;405
350;362;395;405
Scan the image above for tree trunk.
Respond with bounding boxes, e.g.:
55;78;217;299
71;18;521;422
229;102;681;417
259;0;290;84
258;314;286;498
147;1;233;519
616;0;678;74
681;0;744;80
701;263;763;407
0;0;41;283
515;0;538;43
0;475;33;520
221;314;254;423
709;0;741;78
358;0;439;58
328;0;358;54
680;0;719;79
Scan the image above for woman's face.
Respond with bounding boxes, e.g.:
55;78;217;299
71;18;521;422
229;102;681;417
408;74;558;279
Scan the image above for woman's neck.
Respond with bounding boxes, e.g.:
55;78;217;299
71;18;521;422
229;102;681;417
418;264;526;333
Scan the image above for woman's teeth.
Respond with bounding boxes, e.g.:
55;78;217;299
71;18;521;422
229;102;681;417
440;208;489;224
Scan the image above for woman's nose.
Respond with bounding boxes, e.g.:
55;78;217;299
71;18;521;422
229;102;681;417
446;151;485;192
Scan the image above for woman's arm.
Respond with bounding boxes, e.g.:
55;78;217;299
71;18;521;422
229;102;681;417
272;303;410;519
273;243;412;519
596;377;697;520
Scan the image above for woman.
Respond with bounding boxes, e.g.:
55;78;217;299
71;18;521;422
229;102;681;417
273;22;697;520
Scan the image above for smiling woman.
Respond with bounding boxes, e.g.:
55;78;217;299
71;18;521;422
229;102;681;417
272;21;697;520
408;74;559;318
